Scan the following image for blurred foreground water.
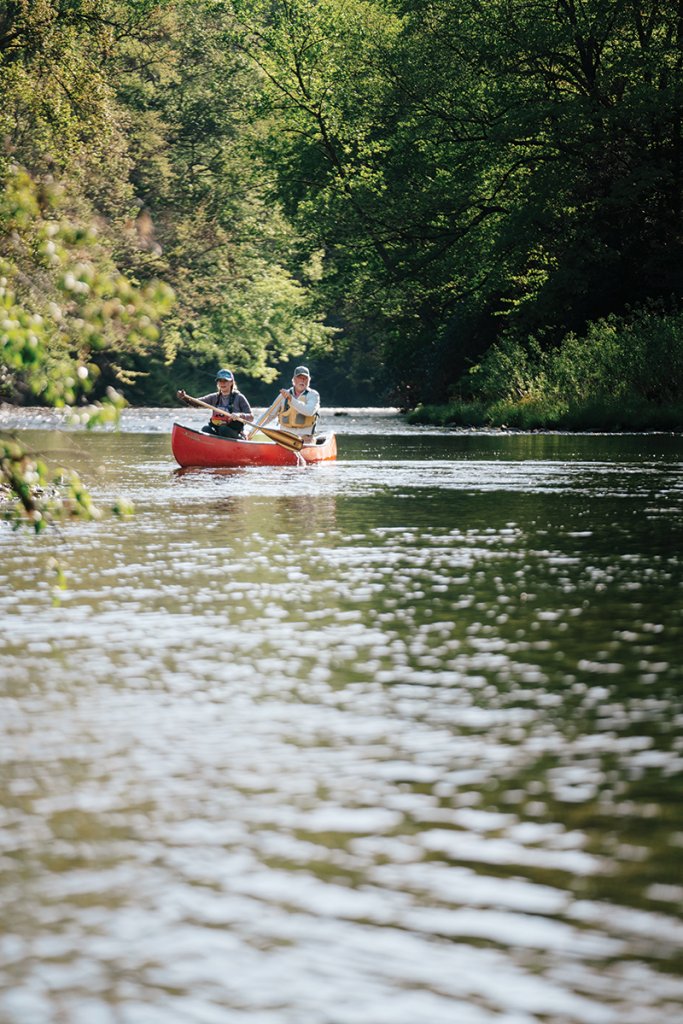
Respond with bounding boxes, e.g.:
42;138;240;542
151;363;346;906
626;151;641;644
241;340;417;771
1;407;682;1024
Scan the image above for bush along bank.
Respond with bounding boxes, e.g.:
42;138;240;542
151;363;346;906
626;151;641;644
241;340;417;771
407;396;683;431
408;309;683;432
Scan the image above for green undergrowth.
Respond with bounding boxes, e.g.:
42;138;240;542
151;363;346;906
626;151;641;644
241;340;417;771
410;307;683;432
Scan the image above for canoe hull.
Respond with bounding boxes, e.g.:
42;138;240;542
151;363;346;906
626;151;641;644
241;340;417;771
171;422;337;468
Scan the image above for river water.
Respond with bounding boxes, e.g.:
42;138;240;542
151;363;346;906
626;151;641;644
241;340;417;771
1;407;682;1024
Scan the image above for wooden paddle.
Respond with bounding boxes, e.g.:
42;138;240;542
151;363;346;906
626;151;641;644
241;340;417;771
176;392;303;452
246;392;285;438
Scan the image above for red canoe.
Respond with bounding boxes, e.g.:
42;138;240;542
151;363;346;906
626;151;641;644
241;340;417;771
171;422;337;468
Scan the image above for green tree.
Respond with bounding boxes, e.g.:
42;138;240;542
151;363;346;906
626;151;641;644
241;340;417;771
112;0;334;400
228;0;683;402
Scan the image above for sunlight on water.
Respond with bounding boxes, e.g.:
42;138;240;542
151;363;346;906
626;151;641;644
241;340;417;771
1;413;682;1023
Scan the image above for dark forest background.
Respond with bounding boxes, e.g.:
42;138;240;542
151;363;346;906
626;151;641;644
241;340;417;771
2;0;683;413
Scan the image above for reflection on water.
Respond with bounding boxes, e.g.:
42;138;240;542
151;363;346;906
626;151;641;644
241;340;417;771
1;414;682;1023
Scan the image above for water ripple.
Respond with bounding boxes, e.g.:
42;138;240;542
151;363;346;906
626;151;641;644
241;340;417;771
1;417;682;1023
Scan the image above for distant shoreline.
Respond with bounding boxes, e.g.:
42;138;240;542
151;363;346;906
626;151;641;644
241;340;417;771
407;400;683;434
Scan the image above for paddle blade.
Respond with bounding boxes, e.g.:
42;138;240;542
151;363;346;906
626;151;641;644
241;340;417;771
259;426;304;451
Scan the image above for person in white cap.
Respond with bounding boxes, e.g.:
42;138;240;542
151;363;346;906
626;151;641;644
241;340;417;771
275;365;320;441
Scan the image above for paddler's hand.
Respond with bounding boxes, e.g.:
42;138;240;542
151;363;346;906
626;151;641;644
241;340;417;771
177;389;189;403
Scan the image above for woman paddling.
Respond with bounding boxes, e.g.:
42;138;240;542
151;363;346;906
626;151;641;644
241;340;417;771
178;369;253;439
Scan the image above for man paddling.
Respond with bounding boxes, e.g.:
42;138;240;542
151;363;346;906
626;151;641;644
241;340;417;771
271;365;320;442
178;369;253;439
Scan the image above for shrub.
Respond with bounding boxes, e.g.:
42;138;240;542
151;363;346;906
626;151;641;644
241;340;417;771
465;336;547;402
546;308;683;404
487;396;569;429
465;306;683;412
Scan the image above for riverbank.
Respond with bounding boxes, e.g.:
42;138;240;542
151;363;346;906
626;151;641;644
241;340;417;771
407;396;683;432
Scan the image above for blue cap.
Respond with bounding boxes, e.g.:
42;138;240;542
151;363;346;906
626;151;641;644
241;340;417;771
215;369;234;381
293;365;310;377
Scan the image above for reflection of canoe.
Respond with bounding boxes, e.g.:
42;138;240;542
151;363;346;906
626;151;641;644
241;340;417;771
171;422;337;468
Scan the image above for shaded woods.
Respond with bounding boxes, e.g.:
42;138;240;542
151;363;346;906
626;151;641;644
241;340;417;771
2;0;683;427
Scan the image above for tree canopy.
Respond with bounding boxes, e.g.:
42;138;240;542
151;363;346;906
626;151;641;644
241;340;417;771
2;0;683;414
227;0;683;401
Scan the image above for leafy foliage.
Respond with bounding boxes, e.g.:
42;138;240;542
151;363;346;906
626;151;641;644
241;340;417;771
229;0;683;402
0;165;173;401
0;162;172;526
453;305;683;429
112;0;335;391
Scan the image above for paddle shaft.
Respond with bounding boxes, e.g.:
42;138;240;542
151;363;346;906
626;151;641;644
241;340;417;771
246;393;285;437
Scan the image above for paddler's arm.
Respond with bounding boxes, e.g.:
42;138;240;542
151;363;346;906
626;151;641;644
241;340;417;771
177;388;218;410
233;394;254;423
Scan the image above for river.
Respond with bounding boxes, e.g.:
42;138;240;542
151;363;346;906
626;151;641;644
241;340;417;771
1;407;682;1024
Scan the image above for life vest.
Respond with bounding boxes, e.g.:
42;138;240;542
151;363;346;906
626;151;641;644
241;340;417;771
210;391;244;437
278;390;317;430
210;391;237;425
